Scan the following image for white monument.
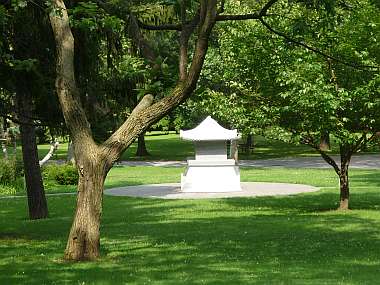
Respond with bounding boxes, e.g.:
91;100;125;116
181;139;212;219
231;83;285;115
180;116;241;192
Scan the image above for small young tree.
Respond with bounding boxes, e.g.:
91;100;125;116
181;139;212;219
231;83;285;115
262;0;380;210
186;0;380;209
271;56;380;210
0;2;59;219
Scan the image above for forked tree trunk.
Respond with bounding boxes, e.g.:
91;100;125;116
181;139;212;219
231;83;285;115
135;133;149;156
49;0;220;261
64;153;106;260
318;145;353;211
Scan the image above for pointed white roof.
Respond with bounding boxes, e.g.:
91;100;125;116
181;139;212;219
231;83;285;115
180;116;239;141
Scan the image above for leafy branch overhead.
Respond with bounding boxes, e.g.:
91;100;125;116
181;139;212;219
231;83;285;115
134;0;379;71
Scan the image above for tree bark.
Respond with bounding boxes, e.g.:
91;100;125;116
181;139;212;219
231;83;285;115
16;80;48;219
135;133;150;156
246;134;254;154
316;144;352;210
338;168;349;210
320;131;330;151
338;148;351;210
64;152;106;260
230;140;238;162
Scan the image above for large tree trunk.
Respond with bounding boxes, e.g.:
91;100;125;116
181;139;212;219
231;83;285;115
16;81;48;219
64;154;106;260
135;133;150;156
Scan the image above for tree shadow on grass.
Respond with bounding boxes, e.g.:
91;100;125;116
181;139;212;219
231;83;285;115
351;171;380;188
1;190;380;284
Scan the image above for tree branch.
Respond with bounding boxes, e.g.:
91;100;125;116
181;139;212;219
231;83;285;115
317;148;341;175
216;13;260;21
0;112;61;127
49;0;95;147
259;0;279;16
259;17;379;71
102;94;154;161
303;135;341;175
130;94;155;115
179;13;200;81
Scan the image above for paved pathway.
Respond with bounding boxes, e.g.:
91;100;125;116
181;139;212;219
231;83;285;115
116;154;380;169
4;155;377;200
105;182;319;199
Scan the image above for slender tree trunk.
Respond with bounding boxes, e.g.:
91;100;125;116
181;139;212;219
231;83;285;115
338;167;349;210
338;148;351;210
230;140;238;162
16;82;48;219
246;134;254;154
67;141;76;165
135;133;149;156
39;141;59;166
12;137;17;156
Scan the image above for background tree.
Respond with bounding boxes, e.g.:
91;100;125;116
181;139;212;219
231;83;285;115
0;1;63;219
256;0;380;210
193;0;380;209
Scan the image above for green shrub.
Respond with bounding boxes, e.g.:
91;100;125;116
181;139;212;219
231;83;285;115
0;159;25;196
0;177;25;196
0;184;17;195
55;165;78;185
0;159;16;184
43;164;78;185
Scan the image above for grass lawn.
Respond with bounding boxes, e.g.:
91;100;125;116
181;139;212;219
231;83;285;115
1;167;380;284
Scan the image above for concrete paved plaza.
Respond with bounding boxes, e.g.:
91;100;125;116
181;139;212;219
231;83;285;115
105;182;319;199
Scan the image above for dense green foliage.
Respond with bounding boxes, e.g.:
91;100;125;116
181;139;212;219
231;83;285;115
42;164;79;186
0;159;24;195
186;0;380;144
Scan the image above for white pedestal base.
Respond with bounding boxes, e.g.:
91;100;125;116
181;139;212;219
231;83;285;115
181;160;241;193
